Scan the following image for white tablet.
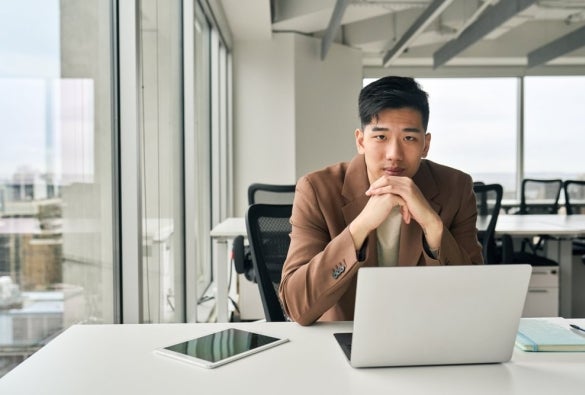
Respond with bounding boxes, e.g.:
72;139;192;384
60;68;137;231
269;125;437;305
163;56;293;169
154;328;289;368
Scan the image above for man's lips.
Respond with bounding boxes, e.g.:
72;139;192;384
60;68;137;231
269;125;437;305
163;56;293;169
384;167;405;176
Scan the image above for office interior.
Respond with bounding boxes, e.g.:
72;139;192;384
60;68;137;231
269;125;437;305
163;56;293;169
1;0;585;379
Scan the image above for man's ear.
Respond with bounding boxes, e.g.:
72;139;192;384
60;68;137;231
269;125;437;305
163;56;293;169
355;129;365;154
422;132;431;158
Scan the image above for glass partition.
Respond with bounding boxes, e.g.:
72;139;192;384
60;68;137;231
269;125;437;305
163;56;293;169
524;76;585;195
0;0;116;375
139;0;185;323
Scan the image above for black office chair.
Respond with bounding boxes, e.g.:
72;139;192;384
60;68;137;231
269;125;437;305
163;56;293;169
500;235;559;266
563;179;585;260
234;183;295;283
245;204;292;322
518;178;563;215
498;179;563;266
515;178;563;255
473;183;503;264
564;180;585;215
248;183;296;206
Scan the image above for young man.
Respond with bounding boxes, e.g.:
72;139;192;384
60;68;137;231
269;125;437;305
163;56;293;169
279;76;482;326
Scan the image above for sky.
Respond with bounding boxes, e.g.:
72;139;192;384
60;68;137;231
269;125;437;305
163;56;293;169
0;0;59;181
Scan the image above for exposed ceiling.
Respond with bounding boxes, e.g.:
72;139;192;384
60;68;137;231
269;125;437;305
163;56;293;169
221;0;585;75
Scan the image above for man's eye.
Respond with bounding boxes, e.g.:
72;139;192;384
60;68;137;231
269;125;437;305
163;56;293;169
404;135;417;142
374;135;386;141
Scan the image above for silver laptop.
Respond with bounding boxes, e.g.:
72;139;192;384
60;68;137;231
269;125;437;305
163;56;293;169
334;264;531;368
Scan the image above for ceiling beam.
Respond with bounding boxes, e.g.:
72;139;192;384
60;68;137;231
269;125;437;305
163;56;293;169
433;0;537;69
321;0;350;60
382;0;454;67
527;25;585;68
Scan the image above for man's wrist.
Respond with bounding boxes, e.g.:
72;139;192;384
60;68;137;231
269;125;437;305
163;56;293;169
349;218;370;251
422;215;443;251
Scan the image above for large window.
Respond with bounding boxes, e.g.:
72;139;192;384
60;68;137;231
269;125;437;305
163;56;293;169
524;76;585;183
1;0;233;377
0;0;116;375
363;76;585;200
418;78;518;198
193;3;212;301
138;0;185;323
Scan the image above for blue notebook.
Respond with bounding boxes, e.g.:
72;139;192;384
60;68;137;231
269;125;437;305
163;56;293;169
515;318;585;352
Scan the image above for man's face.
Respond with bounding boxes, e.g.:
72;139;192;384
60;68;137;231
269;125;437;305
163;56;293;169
355;107;431;184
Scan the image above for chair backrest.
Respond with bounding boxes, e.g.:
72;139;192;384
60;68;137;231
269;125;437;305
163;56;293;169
563;180;585;215
234;183;296;283
248;183;296;205
473;183;503;264
519;178;563;215
245;204;292;322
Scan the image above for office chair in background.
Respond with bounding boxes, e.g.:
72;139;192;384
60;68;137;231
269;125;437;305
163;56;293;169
499;178;563;266
563;180;585;261
512;178;564;259
564;180;585;215
233;183;295;283
248;183;296;206
245;203;292;322
518;178;563;215
473;183;504;264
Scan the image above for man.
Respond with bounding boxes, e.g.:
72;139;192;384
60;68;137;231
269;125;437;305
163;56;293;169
279;76;482;326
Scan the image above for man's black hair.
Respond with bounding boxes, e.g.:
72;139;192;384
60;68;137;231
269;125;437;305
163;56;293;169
358;76;429;130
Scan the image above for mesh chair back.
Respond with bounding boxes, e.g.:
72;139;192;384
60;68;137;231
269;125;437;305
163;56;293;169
234;183;296;283
245;204;292;322
519;178;563;214
248;183;296;205
564;180;585;215
473;183;503;264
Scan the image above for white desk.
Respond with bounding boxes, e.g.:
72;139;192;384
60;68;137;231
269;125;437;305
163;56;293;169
210;217;246;322
212;215;585;321
480;214;585;317
2;319;585;395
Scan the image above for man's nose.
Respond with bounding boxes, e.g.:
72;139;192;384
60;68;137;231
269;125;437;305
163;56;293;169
385;140;403;160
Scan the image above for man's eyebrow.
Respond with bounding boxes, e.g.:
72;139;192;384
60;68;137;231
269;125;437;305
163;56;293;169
370;126;422;132
403;127;422;133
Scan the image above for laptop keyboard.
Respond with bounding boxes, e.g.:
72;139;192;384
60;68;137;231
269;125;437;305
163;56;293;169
333;332;353;360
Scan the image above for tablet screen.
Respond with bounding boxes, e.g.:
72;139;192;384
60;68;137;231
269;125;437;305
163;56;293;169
159;328;287;367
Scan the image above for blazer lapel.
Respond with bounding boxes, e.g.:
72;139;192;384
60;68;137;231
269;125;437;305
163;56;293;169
413;160;441;213
340;155;378;266
399;160;441;265
341;155;370;224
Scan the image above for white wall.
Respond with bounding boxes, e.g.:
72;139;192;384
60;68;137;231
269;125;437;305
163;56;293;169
232;32;362;216
294;34;362;178
231;32;363;319
232;33;296;215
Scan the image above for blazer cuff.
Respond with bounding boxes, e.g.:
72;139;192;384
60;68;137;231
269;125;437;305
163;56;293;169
356;239;368;262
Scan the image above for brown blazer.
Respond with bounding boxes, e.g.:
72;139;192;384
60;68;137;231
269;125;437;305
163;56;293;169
279;154;483;326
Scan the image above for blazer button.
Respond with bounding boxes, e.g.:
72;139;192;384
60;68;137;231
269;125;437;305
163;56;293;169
332;263;346;279
332;268;339;279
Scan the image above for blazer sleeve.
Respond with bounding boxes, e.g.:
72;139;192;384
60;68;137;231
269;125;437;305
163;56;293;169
278;176;364;326
432;174;483;266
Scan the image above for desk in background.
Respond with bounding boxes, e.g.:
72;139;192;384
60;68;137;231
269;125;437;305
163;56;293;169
478;214;585;317
209;217;245;322
2;319;585;395
213;215;585;321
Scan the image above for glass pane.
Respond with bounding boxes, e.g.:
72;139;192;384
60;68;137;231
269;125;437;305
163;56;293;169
194;5;212;299
524;76;585;184
398;78;517;199
418;78;518;198
0;0;115;376
139;0;184;323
